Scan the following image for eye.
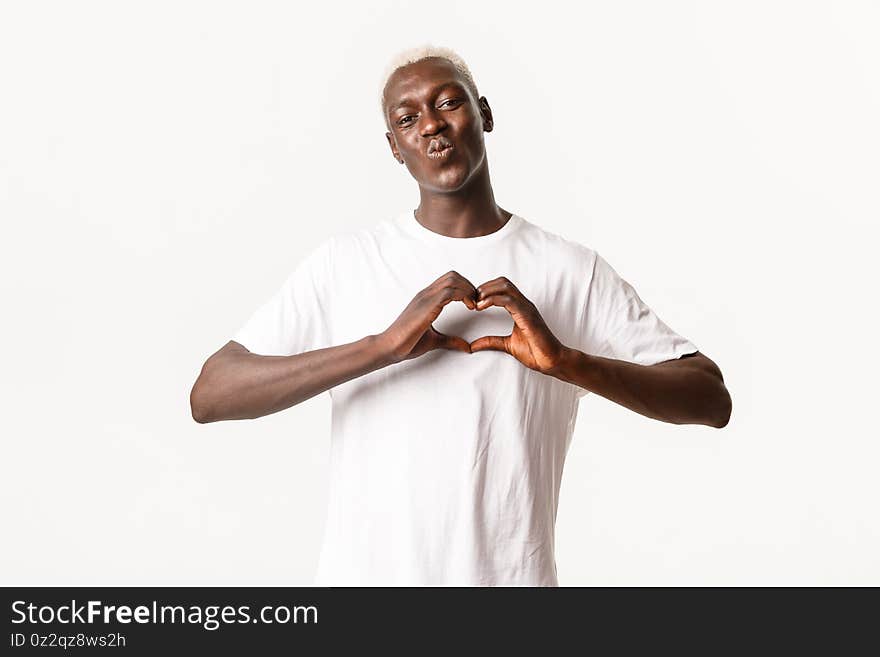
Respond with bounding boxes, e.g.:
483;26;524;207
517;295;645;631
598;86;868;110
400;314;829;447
440;98;461;108
398;115;415;126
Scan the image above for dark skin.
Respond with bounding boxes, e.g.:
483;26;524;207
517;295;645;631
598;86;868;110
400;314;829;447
383;57;510;239
190;56;731;429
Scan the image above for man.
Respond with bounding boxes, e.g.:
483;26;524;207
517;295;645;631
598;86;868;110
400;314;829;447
190;45;732;586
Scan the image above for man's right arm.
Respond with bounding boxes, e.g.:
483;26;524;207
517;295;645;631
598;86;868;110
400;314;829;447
190;270;480;424
189;335;394;423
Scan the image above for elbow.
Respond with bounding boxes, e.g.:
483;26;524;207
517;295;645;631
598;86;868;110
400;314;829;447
191;405;211;425
190;381;214;424
709;385;732;429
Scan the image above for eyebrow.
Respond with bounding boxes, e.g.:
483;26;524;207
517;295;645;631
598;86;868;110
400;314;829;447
388;81;467;114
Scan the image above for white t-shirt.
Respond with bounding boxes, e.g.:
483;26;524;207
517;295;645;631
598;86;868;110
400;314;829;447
232;209;698;586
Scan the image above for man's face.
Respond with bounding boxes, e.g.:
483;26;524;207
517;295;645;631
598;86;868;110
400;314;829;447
384;57;493;193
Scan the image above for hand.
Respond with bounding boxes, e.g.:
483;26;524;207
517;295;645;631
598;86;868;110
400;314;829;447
377;271;478;364
469;277;566;374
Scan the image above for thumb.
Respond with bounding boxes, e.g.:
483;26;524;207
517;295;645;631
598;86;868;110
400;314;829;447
469;335;508;353
434;329;472;354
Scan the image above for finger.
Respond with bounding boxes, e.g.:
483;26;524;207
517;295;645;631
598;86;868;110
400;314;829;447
458;286;478;310
469;335;509;353
474;278;526;305
434;330;472;353
474;277;505;294
474;293;518;313
433;271;479;308
473;279;501;301
447;271;480;308
448;274;479;309
432;270;477;289
435;282;479;310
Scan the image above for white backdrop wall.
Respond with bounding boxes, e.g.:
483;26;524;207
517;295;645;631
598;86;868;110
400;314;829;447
1;0;877;585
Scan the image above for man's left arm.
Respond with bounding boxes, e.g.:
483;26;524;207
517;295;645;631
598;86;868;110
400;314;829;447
547;349;732;428
467;276;732;429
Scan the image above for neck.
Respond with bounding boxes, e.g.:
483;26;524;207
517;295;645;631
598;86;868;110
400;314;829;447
414;158;511;238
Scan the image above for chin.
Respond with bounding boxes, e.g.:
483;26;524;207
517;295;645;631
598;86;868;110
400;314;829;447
420;166;475;192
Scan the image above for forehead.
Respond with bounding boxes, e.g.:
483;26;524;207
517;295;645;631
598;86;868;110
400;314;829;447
384;58;467;109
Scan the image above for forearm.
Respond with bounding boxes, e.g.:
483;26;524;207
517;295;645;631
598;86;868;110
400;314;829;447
192;335;393;423
548;347;731;428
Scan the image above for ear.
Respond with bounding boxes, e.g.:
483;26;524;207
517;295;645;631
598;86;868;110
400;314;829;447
478;96;494;133
385;131;404;164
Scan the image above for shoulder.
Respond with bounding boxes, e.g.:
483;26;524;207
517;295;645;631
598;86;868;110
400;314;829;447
288;215;402;286
515;214;600;276
315;214;400;259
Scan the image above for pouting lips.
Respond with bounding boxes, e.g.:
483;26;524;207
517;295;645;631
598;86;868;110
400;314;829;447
427;144;455;160
427;137;454;156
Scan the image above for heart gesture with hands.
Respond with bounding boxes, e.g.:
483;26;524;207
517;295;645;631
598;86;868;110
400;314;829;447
377;270;478;364
469;277;566;374
378;271;567;375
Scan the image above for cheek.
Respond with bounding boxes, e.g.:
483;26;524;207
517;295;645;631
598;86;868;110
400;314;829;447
467;120;486;144
401;138;423;159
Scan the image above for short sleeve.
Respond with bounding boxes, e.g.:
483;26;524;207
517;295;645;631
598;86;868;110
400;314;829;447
575;251;698;395
231;241;333;356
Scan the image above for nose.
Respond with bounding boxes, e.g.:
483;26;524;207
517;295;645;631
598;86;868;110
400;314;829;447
419;106;447;137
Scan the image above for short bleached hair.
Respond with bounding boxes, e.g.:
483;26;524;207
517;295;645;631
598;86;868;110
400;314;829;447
379;44;481;128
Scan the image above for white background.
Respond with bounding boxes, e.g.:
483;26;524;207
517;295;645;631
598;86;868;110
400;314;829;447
2;0;877;586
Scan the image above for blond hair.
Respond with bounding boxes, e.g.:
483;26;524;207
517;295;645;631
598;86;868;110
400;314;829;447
379;44;480;128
